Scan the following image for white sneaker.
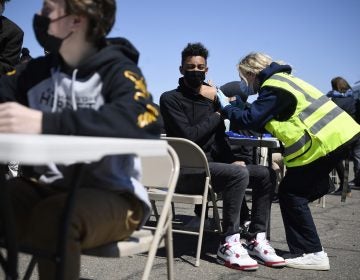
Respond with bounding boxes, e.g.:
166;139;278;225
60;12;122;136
246;233;285;267
285;252;330;270
217;234;258;271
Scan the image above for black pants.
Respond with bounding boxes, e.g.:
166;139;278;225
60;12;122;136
278;144;349;255
176;163;275;241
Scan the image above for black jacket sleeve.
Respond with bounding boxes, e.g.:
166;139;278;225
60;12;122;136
160;91;222;143
0;17;24;75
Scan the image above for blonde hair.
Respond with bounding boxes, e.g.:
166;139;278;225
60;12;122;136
237;52;273;76
237;52;288;80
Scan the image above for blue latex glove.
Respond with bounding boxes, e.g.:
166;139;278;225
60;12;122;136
216;88;230;108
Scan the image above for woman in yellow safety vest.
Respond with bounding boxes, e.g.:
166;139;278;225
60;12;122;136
217;52;360;271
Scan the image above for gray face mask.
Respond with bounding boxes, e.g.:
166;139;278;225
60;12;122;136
239;78;256;96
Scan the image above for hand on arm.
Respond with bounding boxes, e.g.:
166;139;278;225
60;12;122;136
200;84;217;101
0;102;42;133
216;88;230;108
232;160;246;167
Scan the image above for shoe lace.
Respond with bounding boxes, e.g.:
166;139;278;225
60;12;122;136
256;239;276;254
227;242;248;255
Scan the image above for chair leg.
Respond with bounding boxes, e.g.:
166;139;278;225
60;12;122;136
209;190;222;232
194;198;207;267
171;202;176;218
142;209;173;280
316;196;326;208
23;257;37;280
165;214;174;280
151;200;160;221
341;158;350;203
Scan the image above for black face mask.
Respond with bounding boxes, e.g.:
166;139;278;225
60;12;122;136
184;70;206;88
33;14;71;53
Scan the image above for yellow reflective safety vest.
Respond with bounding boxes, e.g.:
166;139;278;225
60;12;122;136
263;72;360;167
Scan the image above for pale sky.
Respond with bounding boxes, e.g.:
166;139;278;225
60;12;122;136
5;0;360;103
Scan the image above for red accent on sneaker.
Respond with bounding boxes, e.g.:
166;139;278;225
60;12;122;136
224;261;259;271
264;260;286;267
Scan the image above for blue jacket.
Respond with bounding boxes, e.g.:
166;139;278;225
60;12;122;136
326;89;359;123
223;62;296;132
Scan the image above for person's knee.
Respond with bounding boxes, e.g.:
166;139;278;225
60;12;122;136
228;164;249;185
251;166;276;192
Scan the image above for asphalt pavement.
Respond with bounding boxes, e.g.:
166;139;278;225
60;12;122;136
5;185;360;280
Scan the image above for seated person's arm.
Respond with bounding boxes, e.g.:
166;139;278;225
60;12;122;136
160;92;222;143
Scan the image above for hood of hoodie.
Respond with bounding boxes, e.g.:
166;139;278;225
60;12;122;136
258;62;292;86
24;37;141;113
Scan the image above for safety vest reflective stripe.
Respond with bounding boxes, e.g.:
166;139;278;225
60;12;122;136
283;132;311;157
263;72;360;167
310;105;344;134
269;75;346;156
270;74;317;103
299;95;329;120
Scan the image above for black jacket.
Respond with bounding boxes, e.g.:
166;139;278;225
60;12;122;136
0;15;23;75
160;78;234;162
0;37;162;138
0;38;162;224
327;90;360;124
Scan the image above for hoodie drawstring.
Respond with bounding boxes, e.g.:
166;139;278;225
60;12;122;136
51;68;79;112
51;67;60;113
71;69;78;111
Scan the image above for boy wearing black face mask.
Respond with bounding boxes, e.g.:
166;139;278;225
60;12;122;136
0;0;162;279
160;42;284;271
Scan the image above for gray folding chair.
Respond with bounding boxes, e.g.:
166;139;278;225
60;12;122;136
2;143;180;280
148;136;222;267
83;144;180;280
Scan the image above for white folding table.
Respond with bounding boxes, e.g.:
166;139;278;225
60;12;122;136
0;133;168;279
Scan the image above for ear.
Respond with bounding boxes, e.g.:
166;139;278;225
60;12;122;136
179;65;184;75
71;15;83;31
73;16;81;25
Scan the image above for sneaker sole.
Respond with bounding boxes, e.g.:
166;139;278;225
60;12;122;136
249;254;286;268
217;257;258;271
285;262;330;271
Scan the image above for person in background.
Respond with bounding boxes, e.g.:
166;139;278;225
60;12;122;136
0;0;162;279
0;0;24;75
19;47;32;64
218;52;360;271
327;76;360;192
160;43;285;271
5;47;33;178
